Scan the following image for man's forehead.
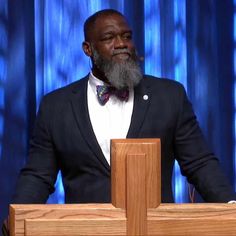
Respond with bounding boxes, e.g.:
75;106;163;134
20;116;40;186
94;14;131;33
85;12;131;41
94;14;130;30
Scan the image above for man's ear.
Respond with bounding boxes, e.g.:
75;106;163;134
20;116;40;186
82;41;92;57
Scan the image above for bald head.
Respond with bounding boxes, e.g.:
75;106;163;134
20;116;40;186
83;9;125;42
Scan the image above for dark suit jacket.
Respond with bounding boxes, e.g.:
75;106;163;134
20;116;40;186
13;75;236;203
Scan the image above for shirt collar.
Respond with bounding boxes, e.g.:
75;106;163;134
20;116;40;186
88;72;107;96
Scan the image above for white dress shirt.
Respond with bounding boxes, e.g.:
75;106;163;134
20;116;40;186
87;72;134;165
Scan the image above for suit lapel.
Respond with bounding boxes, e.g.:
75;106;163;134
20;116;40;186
127;77;151;138
70;76;110;172
68;75;151;170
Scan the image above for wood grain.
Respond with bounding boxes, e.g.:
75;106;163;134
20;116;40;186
25;219;126;236
10;204;125;236
126;154;147;235
10;203;236;235
147;204;236;235
111;138;161;208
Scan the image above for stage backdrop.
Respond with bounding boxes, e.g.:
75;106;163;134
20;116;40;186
0;0;236;229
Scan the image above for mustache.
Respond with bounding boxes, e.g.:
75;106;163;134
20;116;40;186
112;48;132;56
112;48;143;61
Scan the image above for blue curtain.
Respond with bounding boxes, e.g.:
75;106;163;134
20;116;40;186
1;0;236;227
0;0;35;229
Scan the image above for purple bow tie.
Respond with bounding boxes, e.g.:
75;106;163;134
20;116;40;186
96;85;129;105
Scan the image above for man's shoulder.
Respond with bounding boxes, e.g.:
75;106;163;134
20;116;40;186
42;75;89;101
142;74;185;90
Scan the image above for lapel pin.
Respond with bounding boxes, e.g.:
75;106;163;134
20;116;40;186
143;95;148;100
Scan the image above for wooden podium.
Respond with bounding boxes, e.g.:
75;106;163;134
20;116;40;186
9;139;236;235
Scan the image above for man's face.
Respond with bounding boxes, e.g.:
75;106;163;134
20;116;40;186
89;14;136;63
83;13;142;89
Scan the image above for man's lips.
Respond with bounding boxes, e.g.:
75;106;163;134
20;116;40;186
112;52;130;60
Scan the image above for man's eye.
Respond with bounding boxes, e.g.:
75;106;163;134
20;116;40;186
101;36;113;41
123;34;132;40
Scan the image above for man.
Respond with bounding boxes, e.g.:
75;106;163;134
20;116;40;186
12;9;235;204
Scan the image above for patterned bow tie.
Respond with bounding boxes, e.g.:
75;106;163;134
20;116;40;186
96;85;129;105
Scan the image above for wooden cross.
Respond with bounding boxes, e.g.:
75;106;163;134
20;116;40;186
9;139;236;235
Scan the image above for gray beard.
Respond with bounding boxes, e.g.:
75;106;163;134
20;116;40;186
92;48;143;90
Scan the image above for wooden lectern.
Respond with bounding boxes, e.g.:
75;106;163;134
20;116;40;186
9;139;236;235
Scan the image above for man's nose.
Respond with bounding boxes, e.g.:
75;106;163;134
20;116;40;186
114;35;127;48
